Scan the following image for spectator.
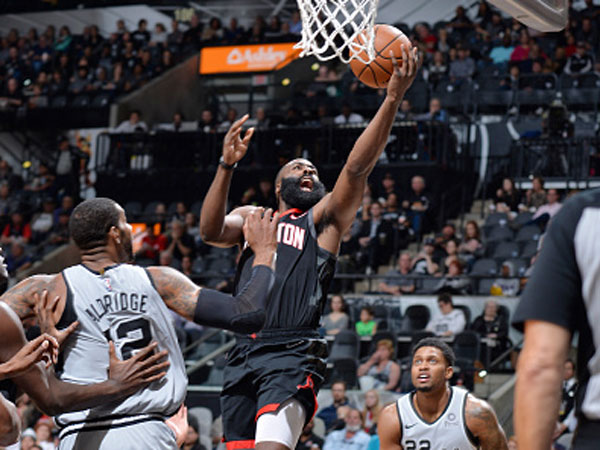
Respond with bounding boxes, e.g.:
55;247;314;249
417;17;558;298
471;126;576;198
396;99;414;120
20;428;37;450
378;173;398;199
411;238;440;275
322;294;350;336
202;18;224;42
419;97;449;123
289;10;302;35
362;389;382;434
425;50;448;86
448;5;473;39
491;261;521;296
114;110;148;133
167;19;184;48
564;41;594;76
31;197;56;243
25;163;55;195
55;25;73;52
440;238;461;273
53;195;74;223
171;201;187;222
510;29;531;63
356;306;377;337
183;13;203;50
34;415;56;450
532;188;562;229
495;177;521;213
356;201;394;273
180;255;194;277
489;34;515;67
356;339;400;391
414;23;437;55
458;220;482;263
433;259;471;295
135;222;167;262
165;219;195;261
2;212;32;245
296;420;324;450
159;250;173;267
68;65;92;94
132;19;151;48
553;359;578;441
219;107;238;130
378;252;415;295
449;48;475;82
323;408;370;450
334;103;364;124
224;17;245;43
522;175;546;211
0;78;23;109
425;293;466;337
245;106;270;129
575;18;598;50
357;338;401;391
183;415;207;450
47;210;70;247
5;241;32;275
200;109;216;133
317;380;352;431
471;299;509;360
151;22;168;46
402;175;432;236
185;212;202;246
55;136;82;197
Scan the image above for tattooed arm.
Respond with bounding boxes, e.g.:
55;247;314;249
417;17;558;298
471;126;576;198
465;395;508;450
148;208;278;333
0;274;54;321
377;403;403;450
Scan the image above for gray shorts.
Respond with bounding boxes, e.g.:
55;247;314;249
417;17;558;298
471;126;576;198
58;417;176;450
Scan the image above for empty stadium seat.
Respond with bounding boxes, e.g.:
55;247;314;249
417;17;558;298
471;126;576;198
492;241;520;260
484;212;509;229
515;225;541;242
398;305;430;335
477;278;496;295
124;201;142;218
470;258;498;276
71;94;91;108
521;240;539;259
485;225;514;243
514;211;534;226
453;330;481;365
331;358;359;389
329;330;360;361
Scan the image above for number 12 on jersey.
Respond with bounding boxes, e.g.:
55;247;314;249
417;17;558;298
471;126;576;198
104;317;153;359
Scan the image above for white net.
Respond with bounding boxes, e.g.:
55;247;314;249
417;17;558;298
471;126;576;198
295;0;380;64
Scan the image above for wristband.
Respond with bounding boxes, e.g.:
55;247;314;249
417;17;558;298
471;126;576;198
219;156;238;170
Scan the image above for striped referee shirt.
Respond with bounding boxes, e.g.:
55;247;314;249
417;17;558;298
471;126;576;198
513;188;600;420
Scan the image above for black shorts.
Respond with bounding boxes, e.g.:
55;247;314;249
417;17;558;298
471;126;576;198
221;331;327;448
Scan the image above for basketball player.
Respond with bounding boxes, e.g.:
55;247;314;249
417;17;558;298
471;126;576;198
512;189;600;450
378;338;508;450
199;46;421;450
1;198;279;449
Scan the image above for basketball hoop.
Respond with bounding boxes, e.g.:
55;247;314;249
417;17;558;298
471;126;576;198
294;0;380;64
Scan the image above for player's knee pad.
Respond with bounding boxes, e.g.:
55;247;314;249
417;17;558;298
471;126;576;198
255;398;306;449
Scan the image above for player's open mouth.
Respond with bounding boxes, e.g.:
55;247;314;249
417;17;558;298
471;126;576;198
300;178;313;192
417;374;430;382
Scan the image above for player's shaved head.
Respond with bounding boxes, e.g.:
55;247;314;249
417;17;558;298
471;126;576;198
70;197;121;250
275;158;316;186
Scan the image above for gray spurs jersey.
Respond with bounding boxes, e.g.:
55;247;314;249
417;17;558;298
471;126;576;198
397;386;478;450
55;264;187;430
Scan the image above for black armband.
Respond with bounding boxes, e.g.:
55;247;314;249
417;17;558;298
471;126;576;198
193;265;274;334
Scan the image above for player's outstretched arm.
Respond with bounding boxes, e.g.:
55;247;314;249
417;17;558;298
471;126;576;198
200;114;256;247
378;403;403;450
313;48;421;253
0;332;58;379
514;320;570;450
151;208;278;333
465;395;508;450
0;395;20;447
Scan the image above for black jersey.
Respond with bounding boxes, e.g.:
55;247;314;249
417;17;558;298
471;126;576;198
234;208;336;334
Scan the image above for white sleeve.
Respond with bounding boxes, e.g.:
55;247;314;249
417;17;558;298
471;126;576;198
449;310;466;334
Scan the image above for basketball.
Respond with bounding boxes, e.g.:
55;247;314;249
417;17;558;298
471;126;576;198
349;24;412;89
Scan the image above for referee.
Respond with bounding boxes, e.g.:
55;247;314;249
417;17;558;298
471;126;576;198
513;189;600;450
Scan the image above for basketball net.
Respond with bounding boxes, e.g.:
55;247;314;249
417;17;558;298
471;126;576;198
295;0;380;64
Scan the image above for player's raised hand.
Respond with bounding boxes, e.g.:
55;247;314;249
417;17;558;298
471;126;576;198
34;290;79;356
222;114;254;166
165;404;189;448
387;46;421;103
107;341;170;396
243;208;280;268
0;333;59;378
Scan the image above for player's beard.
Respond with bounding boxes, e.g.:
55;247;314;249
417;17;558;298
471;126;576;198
120;230;134;263
280;176;326;211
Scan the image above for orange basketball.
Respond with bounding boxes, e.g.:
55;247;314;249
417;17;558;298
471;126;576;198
349;24;412;89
